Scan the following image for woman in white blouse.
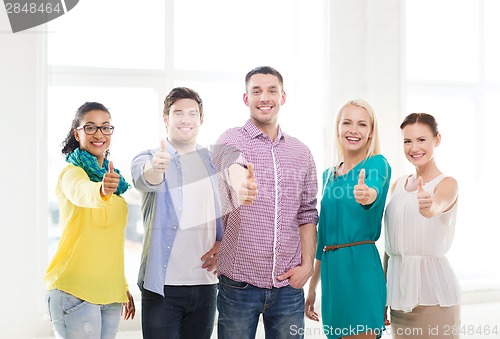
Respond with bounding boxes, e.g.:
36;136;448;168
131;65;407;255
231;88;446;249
384;113;461;338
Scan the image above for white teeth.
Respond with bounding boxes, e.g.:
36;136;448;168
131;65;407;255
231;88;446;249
92;142;104;146
347;137;360;141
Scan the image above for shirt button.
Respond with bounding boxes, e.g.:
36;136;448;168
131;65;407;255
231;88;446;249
173;226;177;230
167;246;171;250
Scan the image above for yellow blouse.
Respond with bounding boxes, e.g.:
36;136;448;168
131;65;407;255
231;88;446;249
45;164;129;304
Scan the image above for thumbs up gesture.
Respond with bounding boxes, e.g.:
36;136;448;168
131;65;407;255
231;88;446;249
101;161;120;196
144;140;170;185
417;177;433;217
354;168;371;205
152;139;171;174
238;163;258;205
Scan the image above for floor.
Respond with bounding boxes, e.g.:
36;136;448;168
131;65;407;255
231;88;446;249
110;301;500;339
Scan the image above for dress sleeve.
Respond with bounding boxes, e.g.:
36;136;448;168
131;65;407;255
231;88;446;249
361;154;392;209
297;149;319;227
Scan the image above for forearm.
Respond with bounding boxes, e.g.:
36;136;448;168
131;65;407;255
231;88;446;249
383;252;389;280
421;177;458;218
131;153;163;191
420;200;448;218
143;160;164;185
428;198;456;217
308;260;321;291
299;223;317;269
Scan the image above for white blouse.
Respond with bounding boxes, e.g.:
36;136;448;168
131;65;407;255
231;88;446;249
384;174;461;312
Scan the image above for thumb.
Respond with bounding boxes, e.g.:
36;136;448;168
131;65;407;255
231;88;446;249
160;139;167;152
358;168;365;185
108;161;114;173
247;163;255;179
277;270;292;281
417;176;424;193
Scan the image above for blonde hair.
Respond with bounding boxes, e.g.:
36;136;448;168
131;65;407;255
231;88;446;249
331;98;381;167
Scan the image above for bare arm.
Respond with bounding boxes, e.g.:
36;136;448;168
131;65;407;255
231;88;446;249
305;259;321;321
383;178;400;326
299;223;317;273
418;176;458;218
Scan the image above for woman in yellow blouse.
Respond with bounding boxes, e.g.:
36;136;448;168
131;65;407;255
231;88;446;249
45;102;135;339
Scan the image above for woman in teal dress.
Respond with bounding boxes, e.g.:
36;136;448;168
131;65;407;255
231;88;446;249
306;99;391;339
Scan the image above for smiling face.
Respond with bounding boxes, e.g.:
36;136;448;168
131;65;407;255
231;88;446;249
337;104;373;156
164;98;203;152
244;73;286;131
73;109;112;166
402;122;441;166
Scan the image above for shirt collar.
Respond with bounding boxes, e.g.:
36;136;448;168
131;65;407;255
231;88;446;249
243;119;285;141
165;140;179;157
166;139;209;159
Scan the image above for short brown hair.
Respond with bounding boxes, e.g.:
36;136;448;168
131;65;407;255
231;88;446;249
245;66;284;92
163;87;204;117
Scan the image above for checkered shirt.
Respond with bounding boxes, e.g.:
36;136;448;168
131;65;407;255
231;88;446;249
214;119;318;289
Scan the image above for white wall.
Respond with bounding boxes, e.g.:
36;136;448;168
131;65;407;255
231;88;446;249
325;0;403;177
0;9;50;338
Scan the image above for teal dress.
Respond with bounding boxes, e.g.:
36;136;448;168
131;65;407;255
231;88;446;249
316;154;391;339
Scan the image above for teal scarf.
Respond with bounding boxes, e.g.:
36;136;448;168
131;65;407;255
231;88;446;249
66;148;130;196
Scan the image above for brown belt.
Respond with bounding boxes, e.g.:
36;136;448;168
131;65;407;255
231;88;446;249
323;240;375;252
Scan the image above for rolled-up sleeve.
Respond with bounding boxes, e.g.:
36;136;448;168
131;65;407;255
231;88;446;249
297;149;319;226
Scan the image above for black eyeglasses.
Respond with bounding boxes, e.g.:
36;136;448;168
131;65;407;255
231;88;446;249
76;125;115;135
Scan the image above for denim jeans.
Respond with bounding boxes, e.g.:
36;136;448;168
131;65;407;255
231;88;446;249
141;284;217;339
217;275;305;339
47;289;122;339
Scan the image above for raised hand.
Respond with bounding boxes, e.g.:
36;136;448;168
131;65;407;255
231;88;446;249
238;163;258;205
417;176;433;217
152;139;171;174
354;168;370;205
144;139;171;185
101;161;120;196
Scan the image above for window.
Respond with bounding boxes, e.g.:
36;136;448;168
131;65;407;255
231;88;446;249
405;0;500;290
48;0;165;69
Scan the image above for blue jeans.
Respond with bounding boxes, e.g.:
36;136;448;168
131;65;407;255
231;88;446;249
141;284;217;339
217;275;305;339
47;289;122;339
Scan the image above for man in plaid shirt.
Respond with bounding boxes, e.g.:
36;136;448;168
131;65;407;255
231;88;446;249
214;66;319;339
